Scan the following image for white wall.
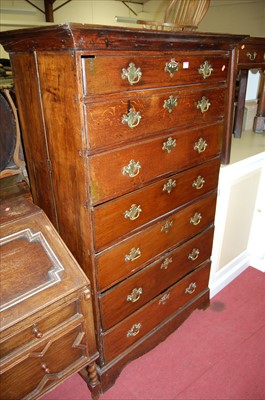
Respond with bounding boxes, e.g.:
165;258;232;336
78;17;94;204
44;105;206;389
210;152;265;297
246;71;261;101
0;0;46;29
199;0;265;37
1;0;264;33
248;161;265;272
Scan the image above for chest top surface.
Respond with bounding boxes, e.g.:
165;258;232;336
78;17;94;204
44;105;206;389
0;23;247;53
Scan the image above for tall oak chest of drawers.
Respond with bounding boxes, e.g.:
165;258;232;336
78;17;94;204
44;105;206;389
0;24;245;395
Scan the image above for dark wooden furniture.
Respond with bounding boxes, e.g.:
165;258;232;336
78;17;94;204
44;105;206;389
0;186;99;399
0;24;245;395
233;37;265;138
0;89;27;179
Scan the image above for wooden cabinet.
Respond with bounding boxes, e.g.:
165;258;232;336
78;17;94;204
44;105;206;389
0;192;98;400
0;24;245;395
237;37;265;68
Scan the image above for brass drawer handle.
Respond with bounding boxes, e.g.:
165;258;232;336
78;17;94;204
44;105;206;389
188;248;200;261
41;363;50;374
194;138;207;153
196;96;211;113
159;293;170;305
121;62;142;85
122;159;141;178
185;282;197;295
190;212;202;226
127;323;141;337
160;257;172;269
127;287;143;303
32;324;43;339
192;175;205;190
164;58;179;77
163;95;178;113
162;137;176;153
122;108;142;128
125;247;141;262
246;52;257;61
161;220;173;233
198;60;213;79
124;204;142;220
163;179;176;194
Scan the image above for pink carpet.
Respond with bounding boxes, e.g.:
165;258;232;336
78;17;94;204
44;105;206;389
42;267;265;400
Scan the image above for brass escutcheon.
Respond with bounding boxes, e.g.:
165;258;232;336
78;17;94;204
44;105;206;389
163;95;178;113
125;247;141;262
163;179;176;194
122;160;141;178
161;220;173;233
122;108;142;128
190;212;202;226
127;287;143;303
192;175;205;189
121;62;142;85
159;293;170;305
160;257;173;270
164;58;179;77
196;96;211;113
185;282;197;295
127;323;141;337
194;138;207;154
162;137;176;153
188;248;200;261
198;60;213;79
124;204;142;220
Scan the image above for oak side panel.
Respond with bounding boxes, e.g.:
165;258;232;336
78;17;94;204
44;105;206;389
35;51;94;278
9;52;57;224
34;51;102;345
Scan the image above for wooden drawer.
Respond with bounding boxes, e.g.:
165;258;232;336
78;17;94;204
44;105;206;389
85;86;226;150
102;262;210;363
93;158;220;250
90;123;222;204
0;324;91;400
100;227;214;329
82;54;229;96
96;191;216;291
238;44;265;66
0;300;80;361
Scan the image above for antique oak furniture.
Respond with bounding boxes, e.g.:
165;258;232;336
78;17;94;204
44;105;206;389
0;184;99;400
0;24;246;395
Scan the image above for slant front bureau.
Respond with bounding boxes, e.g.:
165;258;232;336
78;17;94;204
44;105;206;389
0;24;245;395
0;186;98;400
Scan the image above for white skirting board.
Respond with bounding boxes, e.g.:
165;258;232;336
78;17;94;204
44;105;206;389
249;258;265;273
209;250;264;298
209;250;250;298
